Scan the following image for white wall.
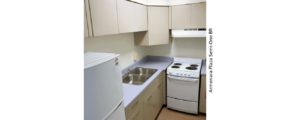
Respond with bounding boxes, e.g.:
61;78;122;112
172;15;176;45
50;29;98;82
84;34;206;69
145;37;206;58
84;33;148;69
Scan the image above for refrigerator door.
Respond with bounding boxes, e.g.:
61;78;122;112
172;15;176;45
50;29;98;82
84;52;124;120
106;101;126;120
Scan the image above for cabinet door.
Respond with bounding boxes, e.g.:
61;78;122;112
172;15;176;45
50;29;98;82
158;71;166;105
190;2;206;28
143;94;156;120
168;7;172;29
84;0;92;37
171;4;191;29
143;81;163;120
84;10;89;38
147;6;169;45
89;0;119;36
134;7;169;46
127;108;143;120
117;0;147;33
156;82;163;108
199;75;206;113
125;97;143;120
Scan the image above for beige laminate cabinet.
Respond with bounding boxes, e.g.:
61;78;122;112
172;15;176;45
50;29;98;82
89;0;119;36
125;72;165;120
190;2;206;28
168;7;172;29
171;4;191;29
199;75;206;113
84;0;93;37
84;10;89;38
125;96;143;120
171;2;206;29
142;75;163;120
134;7;169;46
117;0;147;33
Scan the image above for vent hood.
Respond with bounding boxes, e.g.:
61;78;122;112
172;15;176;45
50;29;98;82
171;28;206;38
128;0;206;6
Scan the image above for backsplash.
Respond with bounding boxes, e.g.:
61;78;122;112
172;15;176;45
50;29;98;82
144;37;206;59
84;34;205;69
84;33;148;69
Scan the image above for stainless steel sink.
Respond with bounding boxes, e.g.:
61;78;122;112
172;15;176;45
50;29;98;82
128;67;157;75
123;67;157;85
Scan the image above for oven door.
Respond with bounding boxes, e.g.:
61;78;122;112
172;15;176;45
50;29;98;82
167;75;199;101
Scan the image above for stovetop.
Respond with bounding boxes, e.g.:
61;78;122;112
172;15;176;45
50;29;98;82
167;57;202;78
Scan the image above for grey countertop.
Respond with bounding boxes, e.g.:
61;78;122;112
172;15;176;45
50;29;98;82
201;59;206;75
122;56;173;107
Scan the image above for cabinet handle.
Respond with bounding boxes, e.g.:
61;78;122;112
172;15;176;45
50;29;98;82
115;58;119;66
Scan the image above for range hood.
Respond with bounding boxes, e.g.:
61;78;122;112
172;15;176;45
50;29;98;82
128;0;206;6
171;28;206;38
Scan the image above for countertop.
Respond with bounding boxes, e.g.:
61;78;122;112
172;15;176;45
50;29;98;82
201;59;206;75
122;56;173;107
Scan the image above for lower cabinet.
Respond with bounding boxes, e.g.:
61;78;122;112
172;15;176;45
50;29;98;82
125;96;143;120
199;75;206;113
125;71;165;120
143;80;163;120
134;7;169;46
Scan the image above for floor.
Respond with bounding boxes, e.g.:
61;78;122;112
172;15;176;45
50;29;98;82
157;107;206;120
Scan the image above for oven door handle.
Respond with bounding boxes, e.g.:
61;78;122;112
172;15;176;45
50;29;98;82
168;75;198;82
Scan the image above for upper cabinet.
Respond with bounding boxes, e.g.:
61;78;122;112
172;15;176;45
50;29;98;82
134;7;169;46
89;0;119;36
85;0;205;37
84;10;89;37
171;2;206;29
117;0;148;33
84;0;93;37
171;4;191;29
190;2;206;28
85;0;148;37
168;7;172;29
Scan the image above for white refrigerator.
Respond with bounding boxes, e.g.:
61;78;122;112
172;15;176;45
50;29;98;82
84;52;126;120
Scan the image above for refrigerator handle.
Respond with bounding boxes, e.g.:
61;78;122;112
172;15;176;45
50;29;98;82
103;99;124;120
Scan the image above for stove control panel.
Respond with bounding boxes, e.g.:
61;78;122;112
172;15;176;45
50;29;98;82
167;72;198;78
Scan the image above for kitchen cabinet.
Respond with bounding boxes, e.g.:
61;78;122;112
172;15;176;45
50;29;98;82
190;2;206;28
142;74;163;120
171;2;206;29
117;0;148;33
125;71;165;120
89;0;119;36
168;7;172;29
199;75;206;113
125;96;143;120
134;7;169;46
84;10;89;37
84;0;93;37
171;4;191;29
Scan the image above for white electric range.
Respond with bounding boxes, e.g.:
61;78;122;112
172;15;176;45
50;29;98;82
167;57;202;114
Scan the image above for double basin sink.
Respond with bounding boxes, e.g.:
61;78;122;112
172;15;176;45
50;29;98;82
123;67;157;85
